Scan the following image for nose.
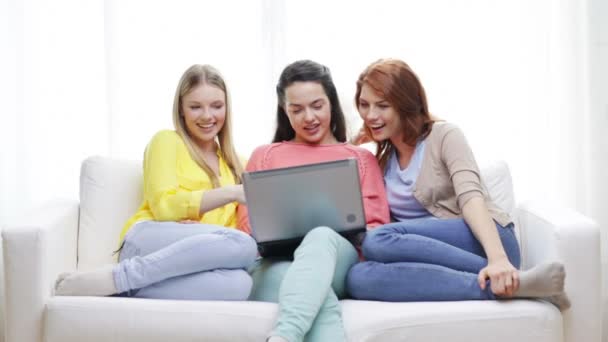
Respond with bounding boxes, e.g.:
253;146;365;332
303;108;316;122
363;106;380;122
200;106;212;119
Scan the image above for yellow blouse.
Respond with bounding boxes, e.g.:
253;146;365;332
119;130;239;243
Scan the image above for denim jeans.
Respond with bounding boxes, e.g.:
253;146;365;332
249;227;359;342
346;218;521;301
114;220;257;300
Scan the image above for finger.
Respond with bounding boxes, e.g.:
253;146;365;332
512;271;520;293
478;269;488;289
491;274;506;296
504;273;513;296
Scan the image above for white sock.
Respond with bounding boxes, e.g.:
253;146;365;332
54;264;117;296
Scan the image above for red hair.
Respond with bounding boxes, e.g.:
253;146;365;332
355;59;434;170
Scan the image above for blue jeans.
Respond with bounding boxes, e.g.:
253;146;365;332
114;221;257;300
249;227;359;342
346;218;521;301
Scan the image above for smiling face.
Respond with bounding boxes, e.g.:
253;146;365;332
284;81;336;145
357;83;403;143
182;83;226;150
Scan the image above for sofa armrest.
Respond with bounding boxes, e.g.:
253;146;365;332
516;201;601;342
2;199;79;342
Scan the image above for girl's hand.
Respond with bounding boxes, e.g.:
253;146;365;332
350;125;372;146
477;257;519;297
179;220;199;224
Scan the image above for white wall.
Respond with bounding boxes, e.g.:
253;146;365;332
103;0;272;160
1;0;599;222
0;0;108;223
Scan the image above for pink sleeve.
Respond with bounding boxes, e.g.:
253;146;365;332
358;151;390;228
236;146;266;234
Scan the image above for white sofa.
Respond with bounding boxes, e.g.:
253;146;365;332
1;156;601;342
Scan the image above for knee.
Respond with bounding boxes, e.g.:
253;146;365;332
224;230;258;268
294;226;341;258
305;226;338;241
301;226;341;247
361;229;386;261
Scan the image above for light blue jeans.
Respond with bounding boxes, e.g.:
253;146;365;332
114;221;257;300
346;218;521;301
249;227;359;342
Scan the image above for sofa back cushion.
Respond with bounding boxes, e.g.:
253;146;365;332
77;157;516;268
480;160;515;215
78;156;143;270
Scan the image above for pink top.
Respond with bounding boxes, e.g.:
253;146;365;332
237;141;390;234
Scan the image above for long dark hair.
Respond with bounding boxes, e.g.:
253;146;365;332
272;60;347;143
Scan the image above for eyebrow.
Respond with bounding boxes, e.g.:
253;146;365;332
360;97;389;105
288;98;324;107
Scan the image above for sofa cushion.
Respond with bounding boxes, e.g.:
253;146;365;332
480;160;515;215
342;299;560;341
45;297;560;342
78;156;143;270
77;157;516;269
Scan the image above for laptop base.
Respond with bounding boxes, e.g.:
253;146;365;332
256;228;366;258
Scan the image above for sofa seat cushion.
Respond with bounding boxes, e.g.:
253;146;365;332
45;297;277;341
45;297;561;342
342;299;562;342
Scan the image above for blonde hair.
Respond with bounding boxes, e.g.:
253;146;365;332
172;64;244;187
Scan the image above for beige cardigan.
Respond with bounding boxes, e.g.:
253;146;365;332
411;122;511;227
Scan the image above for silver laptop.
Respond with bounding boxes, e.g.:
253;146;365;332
242;159;366;256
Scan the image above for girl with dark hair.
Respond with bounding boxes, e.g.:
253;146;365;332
238;60;390;342
346;58;570;310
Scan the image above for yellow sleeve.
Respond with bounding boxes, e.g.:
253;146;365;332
143;130;204;221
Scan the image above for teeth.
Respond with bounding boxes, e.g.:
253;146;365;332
198;123;214;128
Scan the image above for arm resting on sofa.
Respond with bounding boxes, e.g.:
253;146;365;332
2;199;79;342
516;201;601;342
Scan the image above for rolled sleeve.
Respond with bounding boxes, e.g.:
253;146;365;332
452;170;484;208
440;125;485;209
187;190;204;220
